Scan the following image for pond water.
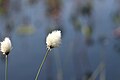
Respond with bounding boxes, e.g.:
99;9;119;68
0;0;120;80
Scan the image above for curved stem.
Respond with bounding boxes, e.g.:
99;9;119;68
35;49;50;80
5;55;8;80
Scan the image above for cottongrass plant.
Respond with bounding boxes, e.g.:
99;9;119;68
0;37;12;80
35;30;62;80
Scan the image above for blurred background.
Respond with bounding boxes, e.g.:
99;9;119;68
0;0;120;80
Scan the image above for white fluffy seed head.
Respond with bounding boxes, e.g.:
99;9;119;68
46;30;61;49
0;37;12;55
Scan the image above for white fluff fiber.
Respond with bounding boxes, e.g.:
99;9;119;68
46;30;61;49
0;37;12;55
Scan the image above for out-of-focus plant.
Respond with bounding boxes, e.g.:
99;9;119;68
98;35;109;46
81;25;94;46
70;15;82;32
16;16;36;36
113;27;120;39
45;0;62;21
16;25;35;36
28;0;39;5
0;0;9;15
113;11;120;25
80;3;93;16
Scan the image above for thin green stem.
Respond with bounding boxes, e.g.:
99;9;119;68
35;49;50;80
5;55;8;80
